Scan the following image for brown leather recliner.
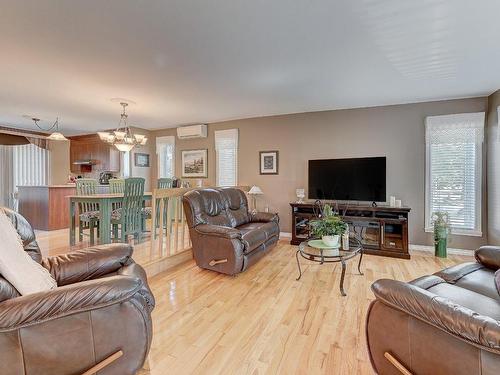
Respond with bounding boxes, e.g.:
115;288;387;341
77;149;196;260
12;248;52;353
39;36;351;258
0;207;155;375
182;188;280;275
366;246;500;375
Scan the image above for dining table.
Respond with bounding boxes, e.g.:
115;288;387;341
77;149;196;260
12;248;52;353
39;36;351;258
68;192;152;245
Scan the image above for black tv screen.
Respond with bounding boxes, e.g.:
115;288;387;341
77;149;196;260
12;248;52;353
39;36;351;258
308;157;386;202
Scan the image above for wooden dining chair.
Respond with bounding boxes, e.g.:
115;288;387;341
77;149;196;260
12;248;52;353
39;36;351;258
109;178;125;212
109;178;125;193
153;178;173;236
111;177;145;243
138;179;171;229
76;178;99;245
157;178;173;189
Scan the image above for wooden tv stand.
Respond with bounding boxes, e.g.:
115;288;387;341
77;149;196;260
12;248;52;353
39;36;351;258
290;202;411;259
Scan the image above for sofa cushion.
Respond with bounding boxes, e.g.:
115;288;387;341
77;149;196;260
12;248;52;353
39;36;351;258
0;212;57;295
426;282;500;320
0;207;42;263
220;188;250;227
238;222;279;253
453;268;499;301
241;228;267;253
183;189;232;227
434;263;499;301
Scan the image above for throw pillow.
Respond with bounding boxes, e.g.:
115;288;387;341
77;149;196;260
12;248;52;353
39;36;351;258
0;212;57;295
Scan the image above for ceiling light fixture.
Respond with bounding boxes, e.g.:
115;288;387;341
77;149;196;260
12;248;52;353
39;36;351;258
97;102;147;152
25;116;68;141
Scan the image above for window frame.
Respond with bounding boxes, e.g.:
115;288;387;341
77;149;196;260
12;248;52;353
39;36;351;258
424;112;484;237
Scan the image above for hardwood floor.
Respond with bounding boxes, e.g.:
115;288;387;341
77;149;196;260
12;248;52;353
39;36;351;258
36;232;472;374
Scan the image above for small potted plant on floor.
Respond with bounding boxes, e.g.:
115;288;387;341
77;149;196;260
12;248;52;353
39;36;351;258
309;204;348;248
432;211;450;258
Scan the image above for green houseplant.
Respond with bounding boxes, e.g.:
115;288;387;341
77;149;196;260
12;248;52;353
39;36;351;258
432;211;450;258
309;204;348;247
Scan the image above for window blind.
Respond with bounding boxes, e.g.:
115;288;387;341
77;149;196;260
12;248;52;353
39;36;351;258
0;143;50;209
215;129;238;187
156;136;175;178
425;112;484;236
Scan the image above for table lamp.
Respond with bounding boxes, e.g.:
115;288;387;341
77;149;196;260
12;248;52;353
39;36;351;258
248;185;263;213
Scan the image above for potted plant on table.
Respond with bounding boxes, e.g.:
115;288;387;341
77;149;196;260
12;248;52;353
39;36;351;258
309;204;348;248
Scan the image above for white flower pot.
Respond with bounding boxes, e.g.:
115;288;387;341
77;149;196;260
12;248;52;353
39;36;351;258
322;235;340;247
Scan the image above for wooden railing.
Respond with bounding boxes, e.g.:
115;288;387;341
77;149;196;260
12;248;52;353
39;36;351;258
149;186;250;263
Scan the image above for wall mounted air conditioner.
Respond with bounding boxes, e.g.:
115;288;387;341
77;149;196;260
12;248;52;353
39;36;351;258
176;124;207;139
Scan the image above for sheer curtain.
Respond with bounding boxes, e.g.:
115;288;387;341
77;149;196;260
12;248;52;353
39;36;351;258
0;144;50;209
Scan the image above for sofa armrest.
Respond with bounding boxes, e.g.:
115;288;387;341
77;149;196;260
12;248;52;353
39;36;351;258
0;276;142;330
195;224;241;239
475;246;500;270
249;211;279;224
372;279;500;352
42;243;133;286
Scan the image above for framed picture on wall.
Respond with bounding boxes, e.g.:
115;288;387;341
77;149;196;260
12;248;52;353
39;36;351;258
181;149;208;178
134;153;150;167
259;150;279;175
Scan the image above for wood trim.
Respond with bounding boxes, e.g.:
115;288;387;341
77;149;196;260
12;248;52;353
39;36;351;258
81;350;123;375
384;352;412;375
0;125;48;138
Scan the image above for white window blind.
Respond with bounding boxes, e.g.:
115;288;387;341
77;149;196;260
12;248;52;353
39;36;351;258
156;136;175;178
215;129;238;187
0;144;50;209
425;112;484;236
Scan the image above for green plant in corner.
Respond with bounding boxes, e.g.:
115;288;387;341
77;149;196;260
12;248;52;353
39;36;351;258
432;211;450;258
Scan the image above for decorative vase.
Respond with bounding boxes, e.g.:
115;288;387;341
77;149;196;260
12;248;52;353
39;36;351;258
322;235;340;247
434;226;448;258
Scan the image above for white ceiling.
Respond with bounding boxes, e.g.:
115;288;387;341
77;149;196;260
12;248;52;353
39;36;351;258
0;0;499;134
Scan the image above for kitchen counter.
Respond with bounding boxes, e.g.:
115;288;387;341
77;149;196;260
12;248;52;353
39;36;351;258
18;185;76;231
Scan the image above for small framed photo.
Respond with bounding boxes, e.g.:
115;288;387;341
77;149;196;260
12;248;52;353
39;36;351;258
182;149;208;178
134;153;150;167
259;150;279;175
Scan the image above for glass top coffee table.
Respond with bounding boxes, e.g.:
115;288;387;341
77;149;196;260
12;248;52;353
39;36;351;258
295;237;363;296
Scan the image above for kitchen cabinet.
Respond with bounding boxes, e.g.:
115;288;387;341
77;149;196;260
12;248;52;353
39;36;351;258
70;134;120;173
18;185;76;230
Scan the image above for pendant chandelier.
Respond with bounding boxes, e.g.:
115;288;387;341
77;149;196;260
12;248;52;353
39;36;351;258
97;102;147;152
25;116;68;141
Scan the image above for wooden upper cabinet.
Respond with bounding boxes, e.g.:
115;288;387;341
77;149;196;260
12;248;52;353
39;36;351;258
70;134;120;173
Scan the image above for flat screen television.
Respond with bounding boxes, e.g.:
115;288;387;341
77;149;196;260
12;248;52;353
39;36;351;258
308;157;386;202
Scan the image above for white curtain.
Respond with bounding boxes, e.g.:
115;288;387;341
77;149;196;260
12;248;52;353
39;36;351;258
0;144;50;209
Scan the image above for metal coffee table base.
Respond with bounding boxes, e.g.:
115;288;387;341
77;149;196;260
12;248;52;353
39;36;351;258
295;248;364;296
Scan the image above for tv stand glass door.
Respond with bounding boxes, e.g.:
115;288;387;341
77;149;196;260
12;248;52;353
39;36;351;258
346;219;381;249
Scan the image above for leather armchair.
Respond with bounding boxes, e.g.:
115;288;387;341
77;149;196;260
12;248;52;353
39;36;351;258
366;245;500;375
183;188;280;275
0;207;154;375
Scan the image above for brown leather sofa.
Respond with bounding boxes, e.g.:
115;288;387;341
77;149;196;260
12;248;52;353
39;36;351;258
366;246;500;375
183;188;279;275
0;207;155;375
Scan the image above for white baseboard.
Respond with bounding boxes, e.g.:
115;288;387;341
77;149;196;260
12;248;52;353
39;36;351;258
279;232;292;238
409;244;473;256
